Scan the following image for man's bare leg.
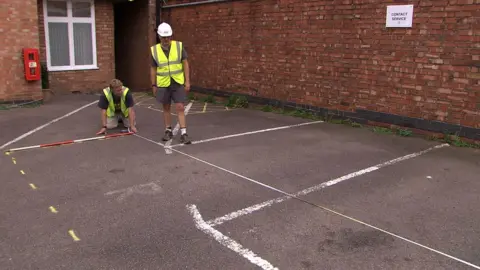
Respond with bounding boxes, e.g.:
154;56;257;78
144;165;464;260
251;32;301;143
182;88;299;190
161;103;174;141
163;103;172;128
176;102;191;144
176;102;186;128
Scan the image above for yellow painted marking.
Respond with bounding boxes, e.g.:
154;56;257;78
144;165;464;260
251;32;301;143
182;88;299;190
12;158;16;164
203;103;207;112
29;183;37;190
20;170;25;175
68;230;80;241
49;206;58;213
5;151;10;156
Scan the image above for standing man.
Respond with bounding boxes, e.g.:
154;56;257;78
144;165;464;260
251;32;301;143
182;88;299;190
151;22;191;144
96;79;137;135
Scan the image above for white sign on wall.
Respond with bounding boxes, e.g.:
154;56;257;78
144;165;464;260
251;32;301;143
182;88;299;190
386;5;414;28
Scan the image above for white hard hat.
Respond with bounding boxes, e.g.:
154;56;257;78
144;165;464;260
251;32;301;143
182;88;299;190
157;22;172;37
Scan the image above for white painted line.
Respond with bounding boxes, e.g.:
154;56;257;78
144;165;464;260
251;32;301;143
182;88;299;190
216;192;479;270
187;204;279;270
208;196;291;226
206;143;449;227
164;102;193;154
135;95;152;106
170;120;324;148
134;135;472;268
146;106;177;116
132;93;146;98
147;106;162;112
135;132;293;193
136;133;448;223
0;100;97;150
322;210;480;270
133;133;165;148
185;109;238;115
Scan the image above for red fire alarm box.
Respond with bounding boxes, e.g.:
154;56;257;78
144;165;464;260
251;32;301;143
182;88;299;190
23;48;41;81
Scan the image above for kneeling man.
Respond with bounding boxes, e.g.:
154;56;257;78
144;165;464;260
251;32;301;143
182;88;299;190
97;79;137;135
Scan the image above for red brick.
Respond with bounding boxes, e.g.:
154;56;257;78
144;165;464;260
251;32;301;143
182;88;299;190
0;0;42;101
161;0;479;129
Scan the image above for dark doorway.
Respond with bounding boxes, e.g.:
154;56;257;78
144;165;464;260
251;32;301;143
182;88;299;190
114;0;150;91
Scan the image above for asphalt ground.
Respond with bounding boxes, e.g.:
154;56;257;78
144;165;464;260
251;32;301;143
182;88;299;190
0;93;479;270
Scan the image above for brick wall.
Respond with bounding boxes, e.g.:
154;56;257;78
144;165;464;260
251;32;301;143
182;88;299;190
38;0;115;93
0;0;43;102
162;0;480;129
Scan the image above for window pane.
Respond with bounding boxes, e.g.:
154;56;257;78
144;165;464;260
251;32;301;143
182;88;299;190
47;0;67;17
73;23;93;65
48;22;70;66
72;2;91;17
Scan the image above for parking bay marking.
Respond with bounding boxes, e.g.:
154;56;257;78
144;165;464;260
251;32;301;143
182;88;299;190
187;204;278;270
134;128;472;269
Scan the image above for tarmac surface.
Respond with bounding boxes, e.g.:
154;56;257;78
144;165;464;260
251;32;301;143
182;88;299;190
1;93;479;270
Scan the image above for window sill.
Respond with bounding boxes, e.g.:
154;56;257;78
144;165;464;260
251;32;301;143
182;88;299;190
47;65;99;72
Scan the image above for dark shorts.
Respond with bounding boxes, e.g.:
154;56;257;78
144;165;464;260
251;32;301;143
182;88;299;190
156;82;186;105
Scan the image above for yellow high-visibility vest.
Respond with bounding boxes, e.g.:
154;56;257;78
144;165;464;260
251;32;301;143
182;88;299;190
150;40;185;87
103;87;130;117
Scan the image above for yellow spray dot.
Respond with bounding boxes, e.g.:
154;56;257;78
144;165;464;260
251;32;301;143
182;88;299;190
29;183;37;190
20;170;25;175
5;151;10;156
49;206;58;213
69;230;80;241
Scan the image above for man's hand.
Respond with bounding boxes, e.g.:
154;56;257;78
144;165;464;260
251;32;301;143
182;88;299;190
183;59;190;92
130;126;138;133
96;127;107;135
152;85;158;97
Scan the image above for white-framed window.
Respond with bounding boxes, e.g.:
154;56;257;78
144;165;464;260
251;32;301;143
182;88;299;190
43;0;98;71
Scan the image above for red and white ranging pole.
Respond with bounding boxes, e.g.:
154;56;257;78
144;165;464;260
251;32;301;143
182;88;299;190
5;131;133;154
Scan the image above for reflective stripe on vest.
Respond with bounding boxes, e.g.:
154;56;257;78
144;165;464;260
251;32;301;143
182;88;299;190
103;87;129;118
150;41;185;87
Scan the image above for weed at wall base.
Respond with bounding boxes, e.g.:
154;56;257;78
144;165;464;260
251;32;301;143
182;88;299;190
397;129;413;137
225;95;248;108
444;134;479;148
257;104;479;149
187;92;198;101
202;94;216;103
